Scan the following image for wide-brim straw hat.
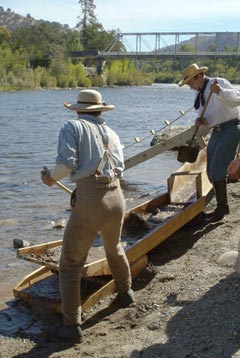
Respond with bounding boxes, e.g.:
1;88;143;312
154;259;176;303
178;63;208;87
64;89;114;112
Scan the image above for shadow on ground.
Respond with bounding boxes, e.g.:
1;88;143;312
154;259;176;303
131;272;240;358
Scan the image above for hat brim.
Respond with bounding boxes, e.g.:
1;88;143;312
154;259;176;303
178;67;208;87
64;102;115;112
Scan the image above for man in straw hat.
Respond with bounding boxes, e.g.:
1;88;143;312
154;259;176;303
179;63;240;222
41;89;134;343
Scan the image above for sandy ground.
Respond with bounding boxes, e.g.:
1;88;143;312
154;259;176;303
1;181;240;358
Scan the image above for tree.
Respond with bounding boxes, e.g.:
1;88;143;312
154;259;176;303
11;23;82;68
80;23;123;51
178;43;195;52
76;0;97;30
0;27;10;46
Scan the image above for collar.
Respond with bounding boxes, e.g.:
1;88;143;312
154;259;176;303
77;113;106;125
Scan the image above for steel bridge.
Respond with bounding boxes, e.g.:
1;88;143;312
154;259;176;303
67;32;240;60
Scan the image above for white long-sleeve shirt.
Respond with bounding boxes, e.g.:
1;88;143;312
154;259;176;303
196;77;240;127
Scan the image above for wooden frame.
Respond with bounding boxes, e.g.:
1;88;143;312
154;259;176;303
14;144;213;313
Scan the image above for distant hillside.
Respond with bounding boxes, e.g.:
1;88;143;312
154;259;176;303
177;32;239;52
0;6;70;32
0;7;238;53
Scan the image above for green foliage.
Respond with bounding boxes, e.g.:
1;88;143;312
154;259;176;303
0;27;10;45
11;22;68;52
105;59;154;86
178;43;195;52
79;24;124;54
65;31;83;52
48;56;91;88
0;3;240;92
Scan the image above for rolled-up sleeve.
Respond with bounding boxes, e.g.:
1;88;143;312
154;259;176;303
56;121;80;169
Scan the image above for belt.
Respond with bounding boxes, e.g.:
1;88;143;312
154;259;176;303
213;118;240;132
95;175;118;184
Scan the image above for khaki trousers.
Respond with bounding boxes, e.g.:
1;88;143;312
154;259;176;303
59;176;132;325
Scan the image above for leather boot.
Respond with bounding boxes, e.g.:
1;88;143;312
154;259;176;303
117;289;135;307
209;178;229;222
47;323;83;343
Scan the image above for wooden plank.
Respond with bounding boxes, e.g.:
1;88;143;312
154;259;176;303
17;191;170;272
125;197;206;265
13;266;53;297
199;170;213;198
18;258;59;273
82;258;110;276
13;255;148;314
167;148;212;203
168;171;201;202
124;126;197;170
125;192;170;215
18;240;63;257
82;280;115;311
82;255;148;311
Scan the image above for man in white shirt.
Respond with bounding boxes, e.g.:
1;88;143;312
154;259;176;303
179;63;240;222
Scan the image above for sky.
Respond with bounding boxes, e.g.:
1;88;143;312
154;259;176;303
1;0;240;33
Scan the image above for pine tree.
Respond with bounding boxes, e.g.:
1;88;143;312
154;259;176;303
76;0;97;30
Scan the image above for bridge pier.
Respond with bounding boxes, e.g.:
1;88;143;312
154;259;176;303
96;57;106;75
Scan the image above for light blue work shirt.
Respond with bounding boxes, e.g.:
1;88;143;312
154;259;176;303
55;114;124;182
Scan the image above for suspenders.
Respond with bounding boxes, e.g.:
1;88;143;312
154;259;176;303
81;120;117;178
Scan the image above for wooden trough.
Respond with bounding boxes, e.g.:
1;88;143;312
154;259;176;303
14;147;212;313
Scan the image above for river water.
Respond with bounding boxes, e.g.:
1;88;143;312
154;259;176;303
0;83;210;313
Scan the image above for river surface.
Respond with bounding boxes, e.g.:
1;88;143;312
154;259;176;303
1;83;238;313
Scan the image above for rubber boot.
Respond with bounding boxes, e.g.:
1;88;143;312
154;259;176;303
209;178;229;222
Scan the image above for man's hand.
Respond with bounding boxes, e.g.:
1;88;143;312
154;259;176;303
210;82;220;95
41;166;56;187
227;157;240;176
195;117;208;127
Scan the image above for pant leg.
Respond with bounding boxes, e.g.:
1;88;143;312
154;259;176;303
60;211;98;326
101;217;132;293
207;125;240;182
59;176;131;325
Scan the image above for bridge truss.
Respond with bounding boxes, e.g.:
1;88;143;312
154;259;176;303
66;32;240;75
99;32;240;59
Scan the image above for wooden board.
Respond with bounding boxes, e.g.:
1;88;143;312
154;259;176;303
124;126;207;170
13;255;148;314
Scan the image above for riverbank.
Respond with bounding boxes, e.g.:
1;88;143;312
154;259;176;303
0;181;240;358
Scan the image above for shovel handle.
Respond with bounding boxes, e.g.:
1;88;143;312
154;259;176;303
188;81;216;147
55;180;72;195
199;87;214;119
